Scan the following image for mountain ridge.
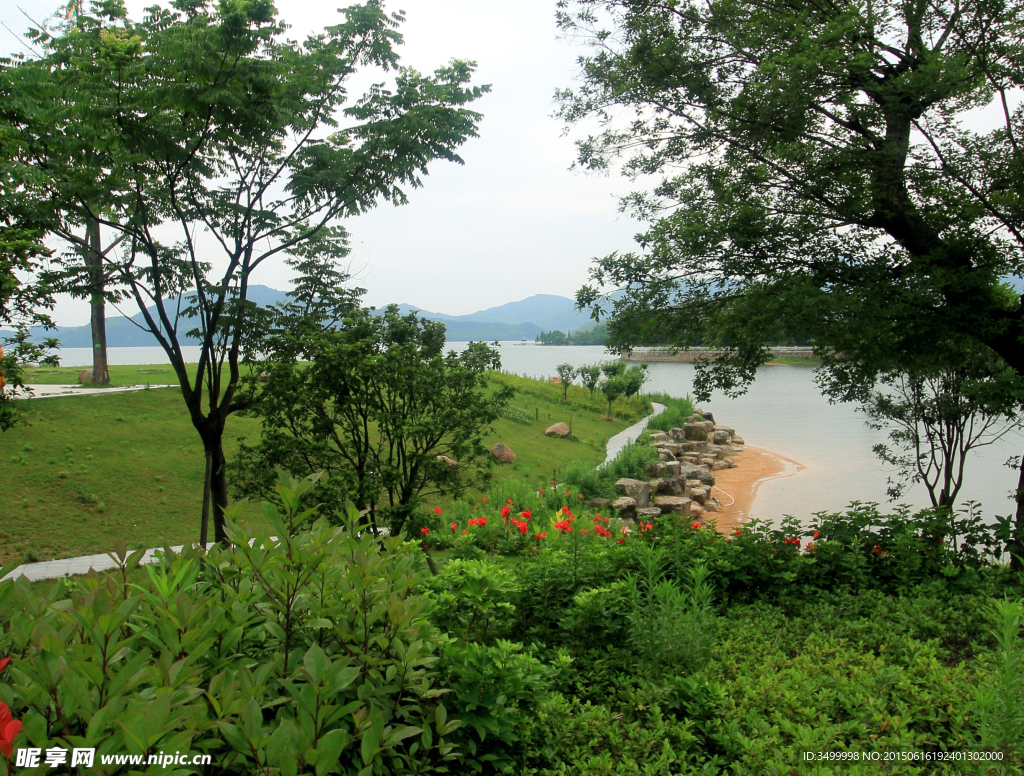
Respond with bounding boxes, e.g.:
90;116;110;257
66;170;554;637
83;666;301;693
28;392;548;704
4;288;598;348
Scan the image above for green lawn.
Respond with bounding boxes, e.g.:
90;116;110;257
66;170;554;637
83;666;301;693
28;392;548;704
2;371;645;566
18;362;193;387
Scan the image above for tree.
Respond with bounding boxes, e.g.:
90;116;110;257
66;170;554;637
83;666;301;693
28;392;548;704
579;363;602;398
12;0;488;544
621;363;649;400
0;96;59;430
556;362;577;400
851;352;1022;515
600;373;626;418
232;306;513;532
559;0;1024;561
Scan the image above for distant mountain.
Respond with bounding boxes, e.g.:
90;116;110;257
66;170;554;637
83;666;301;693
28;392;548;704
4;289;599;348
390;294;595;335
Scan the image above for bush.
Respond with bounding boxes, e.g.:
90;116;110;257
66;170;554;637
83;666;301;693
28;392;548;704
0;473;461;775
644;394;696;433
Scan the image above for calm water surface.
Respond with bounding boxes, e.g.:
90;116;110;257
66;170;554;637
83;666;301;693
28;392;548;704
57;343;1024;524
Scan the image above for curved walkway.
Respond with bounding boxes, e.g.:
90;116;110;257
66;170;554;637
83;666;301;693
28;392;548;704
600;401;665;468
3;402;669;583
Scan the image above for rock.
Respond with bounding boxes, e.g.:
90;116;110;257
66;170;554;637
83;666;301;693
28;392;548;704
653;495;693;515
663;460;681;476
686;414;706;424
491;443;517;464
700;411;716;423
683;423;708;441
712;430;731;444
668;427;686;440
732;436;745;446
611;496;637;513
614;478;651;507
549;376;562;385
689;487;707;505
644;462;668;478
587;497;610;509
545;422;571;438
436;455;459;467
712;460;730;471
77;369;93;384
658;450;674;461
689;502;706;518
636;507;662;519
679;465;716;487
701;455;718;467
655;442;683;454
713;425;736;435
650;478;682;496
725;457;738;468
704;498;721;512
649;431;670;443
679;441;702;452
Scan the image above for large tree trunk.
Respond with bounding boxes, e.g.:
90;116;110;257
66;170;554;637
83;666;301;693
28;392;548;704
198;420;230;546
85;218;108;384
1012;451;1024;571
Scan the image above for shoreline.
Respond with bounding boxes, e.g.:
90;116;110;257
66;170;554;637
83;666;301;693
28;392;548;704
708;446;805;533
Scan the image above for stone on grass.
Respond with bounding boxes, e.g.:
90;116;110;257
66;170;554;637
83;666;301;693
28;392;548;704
491;443;517;464
436;455;458;467
77;369;93;384
545;422;571;438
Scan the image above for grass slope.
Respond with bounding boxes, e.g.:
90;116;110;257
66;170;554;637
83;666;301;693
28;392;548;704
2;371;647;565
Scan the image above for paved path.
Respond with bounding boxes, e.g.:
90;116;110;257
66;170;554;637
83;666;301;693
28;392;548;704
6;383;177;400
3;403;667;583
600;401;665;468
2;546;187;583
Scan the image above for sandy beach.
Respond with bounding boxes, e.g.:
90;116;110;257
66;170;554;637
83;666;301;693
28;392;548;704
708;446;805;534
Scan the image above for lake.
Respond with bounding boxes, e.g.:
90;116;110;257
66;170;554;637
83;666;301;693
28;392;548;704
54;343;1024;524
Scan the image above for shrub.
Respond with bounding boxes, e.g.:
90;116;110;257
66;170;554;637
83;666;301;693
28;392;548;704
0;473;462;775
644;394;696;433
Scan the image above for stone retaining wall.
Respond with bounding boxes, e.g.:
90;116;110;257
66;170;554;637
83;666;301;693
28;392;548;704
621;347;814;363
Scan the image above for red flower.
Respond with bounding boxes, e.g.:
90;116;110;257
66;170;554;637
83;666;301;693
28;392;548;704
462;530;468;534
734;529;741;535
474;505;479;510
520;509;532;520
420;527;430;535
539;488;545;495
813;530;821;539
516;521;528;535
578;493;584;499
617;538;625;544
0;658;9;674
451;522;458;531
806;541;814;550
566;490;571;495
534;532;547;540
0;702;21;760
562;505;570;514
434;507;443;514
554;520;573;533
507;498;514;505
501;505;512;519
482;497;487;503
691;522;701;529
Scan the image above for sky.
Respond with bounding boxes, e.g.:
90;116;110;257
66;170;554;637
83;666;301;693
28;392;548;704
1;0;647;327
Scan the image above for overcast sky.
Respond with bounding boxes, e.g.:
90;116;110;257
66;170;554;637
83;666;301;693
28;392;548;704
2;0;645;327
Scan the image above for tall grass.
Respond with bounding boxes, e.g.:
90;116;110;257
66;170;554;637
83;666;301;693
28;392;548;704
644;393;697;432
561;441;660;499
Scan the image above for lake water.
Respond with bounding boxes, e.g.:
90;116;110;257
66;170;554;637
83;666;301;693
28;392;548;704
55;343;1024;524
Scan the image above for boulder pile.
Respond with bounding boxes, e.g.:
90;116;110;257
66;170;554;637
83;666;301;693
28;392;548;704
612;409;745;522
